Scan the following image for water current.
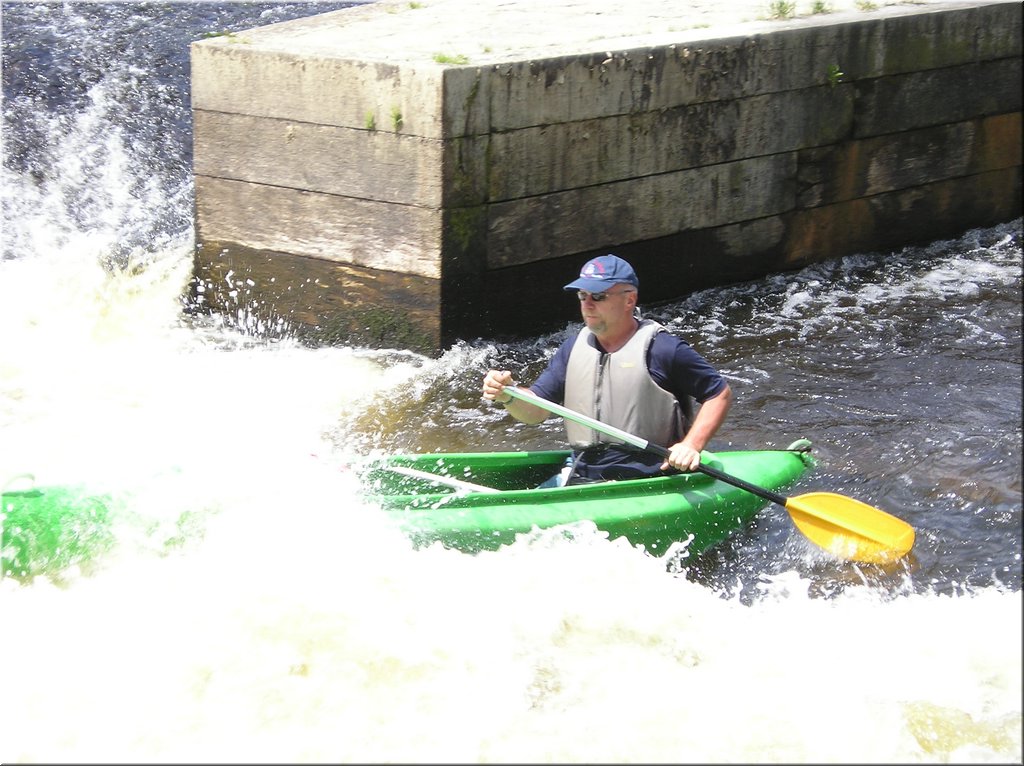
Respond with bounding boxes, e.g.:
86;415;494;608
1;2;1021;762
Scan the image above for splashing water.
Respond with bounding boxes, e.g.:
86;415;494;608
1;3;1020;762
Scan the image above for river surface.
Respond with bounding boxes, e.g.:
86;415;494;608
1;2;1021;763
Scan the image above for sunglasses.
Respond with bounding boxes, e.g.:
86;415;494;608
576;288;635;302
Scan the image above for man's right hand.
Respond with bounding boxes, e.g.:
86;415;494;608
481;369;514;403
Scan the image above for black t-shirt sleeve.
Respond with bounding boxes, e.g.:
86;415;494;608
647;332;727;404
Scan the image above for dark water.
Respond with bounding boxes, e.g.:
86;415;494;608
1;5;1021;761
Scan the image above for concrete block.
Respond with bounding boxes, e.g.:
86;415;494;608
194;111;446;206
190;0;1023;352
486;154;797;268
195;176;443;277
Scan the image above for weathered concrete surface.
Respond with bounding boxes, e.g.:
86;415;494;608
191;0;1022;354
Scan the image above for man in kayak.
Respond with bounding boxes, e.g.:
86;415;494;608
481;254;732;484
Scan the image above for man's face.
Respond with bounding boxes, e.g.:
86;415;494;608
575;285;636;335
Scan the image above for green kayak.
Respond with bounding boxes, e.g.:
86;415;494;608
361;441;815;555
2;479;114;579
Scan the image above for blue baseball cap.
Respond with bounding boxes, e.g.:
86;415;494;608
563;254;639;293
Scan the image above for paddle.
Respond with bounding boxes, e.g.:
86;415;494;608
381;464;500;494
501;386;915;564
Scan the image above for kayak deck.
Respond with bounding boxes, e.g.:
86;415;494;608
361;443;814;555
2;482;113;579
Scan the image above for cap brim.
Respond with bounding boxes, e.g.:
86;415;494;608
564;277;625;292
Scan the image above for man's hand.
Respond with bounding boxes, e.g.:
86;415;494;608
482;369;514;403
661;441;702;472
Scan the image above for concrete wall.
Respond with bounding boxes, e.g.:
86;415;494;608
191;0;1022;354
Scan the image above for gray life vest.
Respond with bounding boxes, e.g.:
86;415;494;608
563;319;687;449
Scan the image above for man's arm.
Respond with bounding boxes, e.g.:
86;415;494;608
662;383;733;472
481;369;550;424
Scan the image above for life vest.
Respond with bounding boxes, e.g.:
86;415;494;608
563;319;686;449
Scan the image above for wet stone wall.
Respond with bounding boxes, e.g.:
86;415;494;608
191;0;1022;354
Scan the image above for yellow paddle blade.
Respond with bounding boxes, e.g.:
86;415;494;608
784;492;916;564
